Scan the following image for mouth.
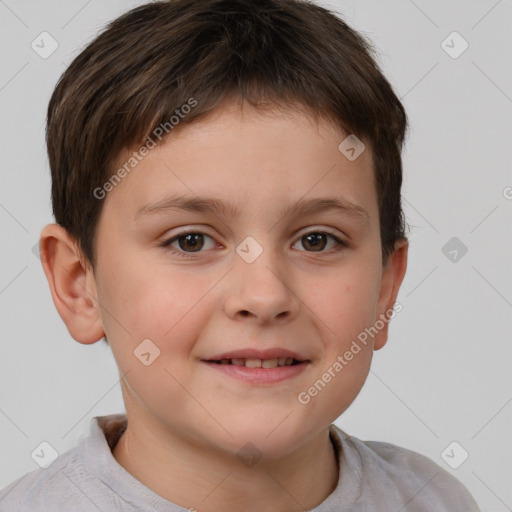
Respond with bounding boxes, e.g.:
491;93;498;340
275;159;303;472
201;348;310;384
201;350;310;384
203;348;308;366
205;357;303;368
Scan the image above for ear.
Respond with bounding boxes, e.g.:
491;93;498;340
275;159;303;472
39;223;105;345
373;238;408;351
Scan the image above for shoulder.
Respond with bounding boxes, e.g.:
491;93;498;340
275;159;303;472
0;445;99;512
0;415;131;512
331;425;480;511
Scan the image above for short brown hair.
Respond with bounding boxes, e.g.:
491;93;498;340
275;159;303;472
46;0;408;270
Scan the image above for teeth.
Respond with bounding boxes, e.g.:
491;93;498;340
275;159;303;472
215;358;299;367
245;359;262;368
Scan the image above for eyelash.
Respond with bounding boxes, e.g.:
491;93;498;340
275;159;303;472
160;229;348;259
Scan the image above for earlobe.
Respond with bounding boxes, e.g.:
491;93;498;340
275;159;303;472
39;224;105;345
373;238;408;351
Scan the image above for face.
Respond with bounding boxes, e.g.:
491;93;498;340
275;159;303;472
89;99;393;459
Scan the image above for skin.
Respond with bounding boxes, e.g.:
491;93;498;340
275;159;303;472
40;98;408;512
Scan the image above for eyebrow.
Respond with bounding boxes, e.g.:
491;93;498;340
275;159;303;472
134;193;369;225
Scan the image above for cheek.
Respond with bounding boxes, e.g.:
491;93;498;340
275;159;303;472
297;342;373;432
98;266;218;408
298;259;379;416
313;261;380;337
97;259;217;360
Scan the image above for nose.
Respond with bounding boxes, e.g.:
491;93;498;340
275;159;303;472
223;245;300;325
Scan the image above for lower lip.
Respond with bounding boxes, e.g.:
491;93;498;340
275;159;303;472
202;361;309;384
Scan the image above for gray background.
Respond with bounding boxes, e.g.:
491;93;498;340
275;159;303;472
1;0;511;510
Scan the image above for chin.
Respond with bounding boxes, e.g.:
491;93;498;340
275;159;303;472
210;416;306;460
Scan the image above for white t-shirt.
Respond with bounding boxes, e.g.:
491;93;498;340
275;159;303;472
0;414;480;511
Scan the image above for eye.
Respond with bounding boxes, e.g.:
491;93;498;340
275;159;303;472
292;231;347;252
160;229;347;258
161;231;217;256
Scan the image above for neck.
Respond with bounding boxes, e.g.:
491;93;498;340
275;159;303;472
112;414;339;512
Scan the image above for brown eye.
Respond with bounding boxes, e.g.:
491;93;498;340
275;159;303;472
177;233;204;252
161;231;216;255
293;231;346;252
302;233;327;251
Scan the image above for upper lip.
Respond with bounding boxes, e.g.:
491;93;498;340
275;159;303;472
203;348;308;362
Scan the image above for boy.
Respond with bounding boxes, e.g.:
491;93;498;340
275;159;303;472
0;0;480;510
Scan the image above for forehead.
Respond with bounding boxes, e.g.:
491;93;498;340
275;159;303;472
102;100;377;224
